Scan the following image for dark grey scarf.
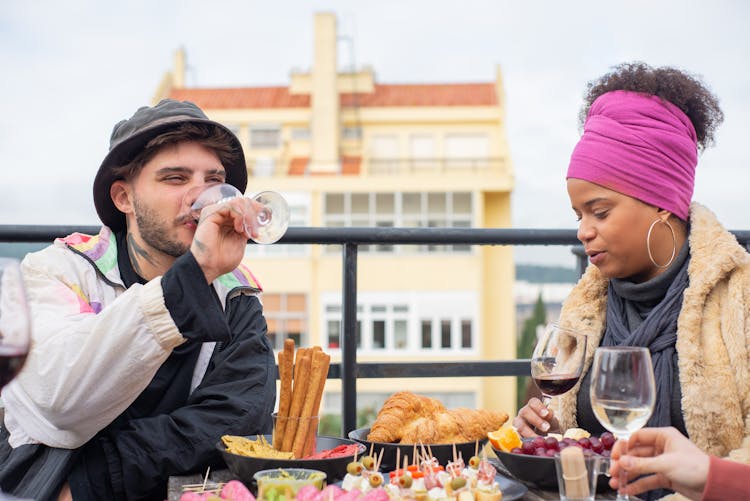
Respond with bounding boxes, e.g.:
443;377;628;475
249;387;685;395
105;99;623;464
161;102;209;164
601;253;690;429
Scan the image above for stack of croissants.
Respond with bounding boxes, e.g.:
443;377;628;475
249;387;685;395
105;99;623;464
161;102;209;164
367;391;509;444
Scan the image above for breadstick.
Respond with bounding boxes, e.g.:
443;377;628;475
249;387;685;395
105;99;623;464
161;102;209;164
303;352;330;454
281;350;311;452
292;349;329;457
274;348;293;449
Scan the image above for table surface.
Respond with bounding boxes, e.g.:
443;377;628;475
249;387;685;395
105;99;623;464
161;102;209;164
168;463;635;501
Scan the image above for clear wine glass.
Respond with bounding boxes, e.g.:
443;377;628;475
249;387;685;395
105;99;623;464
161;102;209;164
187;183;290;244
530;324;587;407
589;346;656;501
0;258;31;390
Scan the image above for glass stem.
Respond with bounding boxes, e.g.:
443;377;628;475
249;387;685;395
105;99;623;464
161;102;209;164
616;436;630;501
541;394;552;407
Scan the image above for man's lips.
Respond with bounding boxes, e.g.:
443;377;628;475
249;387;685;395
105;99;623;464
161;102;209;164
176;214;197;230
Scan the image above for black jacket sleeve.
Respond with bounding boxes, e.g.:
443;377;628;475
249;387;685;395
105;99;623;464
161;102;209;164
70;292;276;501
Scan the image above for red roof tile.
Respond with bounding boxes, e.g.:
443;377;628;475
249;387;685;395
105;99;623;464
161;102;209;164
169;87;309;108
168;83;496;109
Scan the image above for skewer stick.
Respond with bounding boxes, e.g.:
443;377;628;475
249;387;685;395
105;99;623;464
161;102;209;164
202;466;211;492
475;440;479;457
396;448;401;473
452;442;458;463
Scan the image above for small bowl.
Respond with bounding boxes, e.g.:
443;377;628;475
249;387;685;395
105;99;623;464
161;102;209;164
219;435;365;485
494;444;611;491
253;468;326;497
348;428;487;472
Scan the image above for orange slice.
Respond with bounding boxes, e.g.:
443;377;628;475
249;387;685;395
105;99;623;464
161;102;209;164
488;426;522;452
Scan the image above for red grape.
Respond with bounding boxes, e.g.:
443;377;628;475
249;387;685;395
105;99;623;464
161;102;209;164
534;447;547;457
543;437;560;451
521;441;536;455
544;449;557;457
589;437;604;454
600;432;616;450
577;438;591;449
510;447;523;454
531;437;546;450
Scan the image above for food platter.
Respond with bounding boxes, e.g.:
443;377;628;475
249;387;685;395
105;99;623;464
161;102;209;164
348;427;488;472
218;435;365;485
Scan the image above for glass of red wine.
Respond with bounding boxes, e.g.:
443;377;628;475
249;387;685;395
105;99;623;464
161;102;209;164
530;324;587;406
0;258;31;389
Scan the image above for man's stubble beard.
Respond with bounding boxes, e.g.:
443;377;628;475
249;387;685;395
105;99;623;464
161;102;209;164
133;196;190;258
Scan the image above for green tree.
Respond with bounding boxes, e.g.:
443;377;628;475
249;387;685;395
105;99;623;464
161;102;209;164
517;293;546;410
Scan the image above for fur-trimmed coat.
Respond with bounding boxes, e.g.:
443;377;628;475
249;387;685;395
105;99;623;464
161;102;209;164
551;202;750;465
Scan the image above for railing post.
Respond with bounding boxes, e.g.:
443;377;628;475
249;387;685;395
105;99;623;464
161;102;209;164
341;242;358;436
571;245;587;278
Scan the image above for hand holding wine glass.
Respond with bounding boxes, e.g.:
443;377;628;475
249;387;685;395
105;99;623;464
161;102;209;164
187;183;290;244
513;325;587;436
0;258;31;390
530;324;588;406
590;346;656;501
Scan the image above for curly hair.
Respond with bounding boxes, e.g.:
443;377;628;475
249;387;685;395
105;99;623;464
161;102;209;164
578;62;724;151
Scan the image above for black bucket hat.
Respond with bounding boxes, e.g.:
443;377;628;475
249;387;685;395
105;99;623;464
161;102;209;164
93;99;247;231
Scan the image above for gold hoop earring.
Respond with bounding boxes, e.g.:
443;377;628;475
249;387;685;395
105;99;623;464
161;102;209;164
646;218;677;269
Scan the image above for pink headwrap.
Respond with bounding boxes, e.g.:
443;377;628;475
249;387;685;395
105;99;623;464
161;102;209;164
566;90;698;220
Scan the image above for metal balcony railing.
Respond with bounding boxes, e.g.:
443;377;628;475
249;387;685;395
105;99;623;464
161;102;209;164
2;224;750;435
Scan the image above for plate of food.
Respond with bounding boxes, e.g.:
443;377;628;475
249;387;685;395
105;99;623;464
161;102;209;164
218;434;365;485
492;428;615;491
348;391;509;472
320;443;527;501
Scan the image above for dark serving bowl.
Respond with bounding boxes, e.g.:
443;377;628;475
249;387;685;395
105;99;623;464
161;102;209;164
218;435;365;486
347;427;487;472
493;444;611;492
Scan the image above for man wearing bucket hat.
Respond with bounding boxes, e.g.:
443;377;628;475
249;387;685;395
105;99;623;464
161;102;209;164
0;100;276;500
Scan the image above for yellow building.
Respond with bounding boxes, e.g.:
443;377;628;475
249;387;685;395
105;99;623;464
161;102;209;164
153;13;516;418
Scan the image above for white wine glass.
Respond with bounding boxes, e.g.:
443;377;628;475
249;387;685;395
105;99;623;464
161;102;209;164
0;258;31;389
530;324;587;407
187;183;290;244
590;346;656;501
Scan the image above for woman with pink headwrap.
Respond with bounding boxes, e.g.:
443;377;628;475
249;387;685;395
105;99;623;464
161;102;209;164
513;62;750;500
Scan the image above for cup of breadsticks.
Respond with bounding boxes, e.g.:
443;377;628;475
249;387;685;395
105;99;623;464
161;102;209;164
218;340;365;485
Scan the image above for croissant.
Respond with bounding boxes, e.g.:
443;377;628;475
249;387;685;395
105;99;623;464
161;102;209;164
367;392;509;444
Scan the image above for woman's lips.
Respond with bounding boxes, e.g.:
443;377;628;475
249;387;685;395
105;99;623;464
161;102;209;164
588;251;605;265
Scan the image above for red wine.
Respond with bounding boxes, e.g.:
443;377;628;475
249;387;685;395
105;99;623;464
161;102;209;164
0;346;28;388
533;374;579;396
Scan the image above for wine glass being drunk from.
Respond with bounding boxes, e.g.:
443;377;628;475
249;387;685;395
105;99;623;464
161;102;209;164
530;324;588;407
590;347;656;501
0;258;31;390
186;183;290;244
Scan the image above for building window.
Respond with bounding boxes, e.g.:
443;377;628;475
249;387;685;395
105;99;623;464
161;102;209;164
253;157;276;177
409;134;436;169
444;134;490;169
250;125;281;149
325;305;362;349
322;291;476;354
323;192;473;253
343;127;362;140
264;293;307;349
370;135;399;172
291;127;310;140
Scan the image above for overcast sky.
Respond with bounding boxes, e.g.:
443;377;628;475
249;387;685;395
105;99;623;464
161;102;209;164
1;0;748;265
